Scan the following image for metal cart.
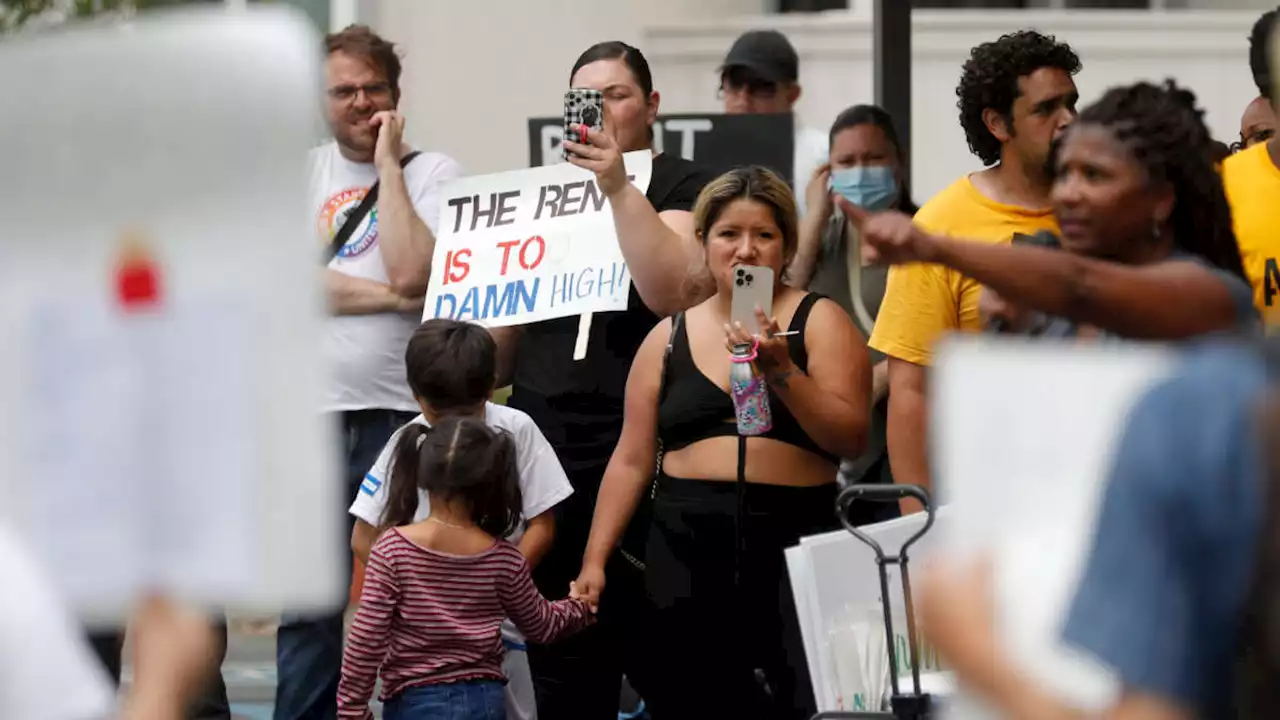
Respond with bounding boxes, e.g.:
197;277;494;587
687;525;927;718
810;484;937;720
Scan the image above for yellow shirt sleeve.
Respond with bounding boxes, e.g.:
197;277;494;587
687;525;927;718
868;261;957;366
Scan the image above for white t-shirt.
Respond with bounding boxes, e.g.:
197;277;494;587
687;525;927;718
794;125;829;220
348;402;574;644
311;141;462;413
0;524;115;720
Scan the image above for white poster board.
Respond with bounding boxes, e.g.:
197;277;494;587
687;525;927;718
787;509;951;713
423;153;652;328
0;8;341;620
930;337;1176;718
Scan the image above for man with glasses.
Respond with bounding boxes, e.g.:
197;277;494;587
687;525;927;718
278;24;461;720
718;29;828;217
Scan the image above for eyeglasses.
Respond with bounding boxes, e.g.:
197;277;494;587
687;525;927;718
716;77;780;101
326;82;392;103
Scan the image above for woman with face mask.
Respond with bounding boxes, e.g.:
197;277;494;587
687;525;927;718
788;105;917;515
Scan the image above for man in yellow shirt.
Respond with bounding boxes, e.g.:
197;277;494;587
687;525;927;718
868;30;1080;513
1223;7;1280;328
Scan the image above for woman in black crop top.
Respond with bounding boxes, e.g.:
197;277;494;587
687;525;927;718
576;167;872;720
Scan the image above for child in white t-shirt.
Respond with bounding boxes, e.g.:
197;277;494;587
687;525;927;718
348;318;573;720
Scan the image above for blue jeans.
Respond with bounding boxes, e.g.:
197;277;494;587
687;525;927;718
384;681;505;720
275;409;417;720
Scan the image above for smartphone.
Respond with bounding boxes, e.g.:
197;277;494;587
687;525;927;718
562;88;604;161
730;265;775;332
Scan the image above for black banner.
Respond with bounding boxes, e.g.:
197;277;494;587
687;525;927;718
528;113;795;188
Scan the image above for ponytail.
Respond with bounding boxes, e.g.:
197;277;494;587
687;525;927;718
378;416;524;540
473;429;522;539
379;424;429;530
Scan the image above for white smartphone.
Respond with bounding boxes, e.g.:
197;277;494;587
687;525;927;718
730;265;774;332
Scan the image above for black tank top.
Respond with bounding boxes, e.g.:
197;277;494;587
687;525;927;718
657;293;840;466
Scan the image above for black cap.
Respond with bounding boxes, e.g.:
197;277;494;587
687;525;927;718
720;29;799;84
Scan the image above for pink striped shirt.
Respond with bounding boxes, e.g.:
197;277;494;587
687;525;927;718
337;529;592;718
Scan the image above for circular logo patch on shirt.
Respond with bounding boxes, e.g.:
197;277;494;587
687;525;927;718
318;187;379;259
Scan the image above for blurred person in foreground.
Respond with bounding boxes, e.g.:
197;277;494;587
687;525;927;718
1;516;219;720
347;320;573;720
717;29;828;218
576;166;871;720
918;337;1276;719
846;80;1257;343
788;104;918;515
281;24;463;720
1223;6;1280;328
490;41;713;720
868;30;1080;514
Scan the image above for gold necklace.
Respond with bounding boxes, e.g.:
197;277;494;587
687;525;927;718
427;515;468;530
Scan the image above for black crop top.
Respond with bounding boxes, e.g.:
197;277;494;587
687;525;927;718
656;293;840;466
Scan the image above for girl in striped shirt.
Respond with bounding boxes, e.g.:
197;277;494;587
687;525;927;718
337;416;595;720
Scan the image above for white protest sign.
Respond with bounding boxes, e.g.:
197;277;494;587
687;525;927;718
424;152;653;328
0;8;341;619
931;336;1176;719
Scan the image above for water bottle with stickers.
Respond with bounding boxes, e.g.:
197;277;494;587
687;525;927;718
729;341;772;436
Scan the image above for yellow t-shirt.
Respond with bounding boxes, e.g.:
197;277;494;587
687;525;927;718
1222;142;1280;326
868;176;1059;366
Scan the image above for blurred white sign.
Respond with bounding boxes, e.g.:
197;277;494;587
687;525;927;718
930;336;1176;718
0;7;342;619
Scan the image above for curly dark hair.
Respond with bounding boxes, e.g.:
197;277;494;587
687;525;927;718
957;30;1081;166
1072;80;1245;281
1250;7;1278;100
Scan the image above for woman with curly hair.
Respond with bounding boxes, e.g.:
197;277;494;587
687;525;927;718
857;80;1261;720
847;80;1256;340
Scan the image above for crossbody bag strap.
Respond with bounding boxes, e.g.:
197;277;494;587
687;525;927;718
654;311;683;474
618;312;684;574
323;150;423;263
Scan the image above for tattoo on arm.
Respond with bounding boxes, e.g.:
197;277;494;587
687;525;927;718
768;370;795;389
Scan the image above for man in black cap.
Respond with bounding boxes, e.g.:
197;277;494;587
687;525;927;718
719;29;828;217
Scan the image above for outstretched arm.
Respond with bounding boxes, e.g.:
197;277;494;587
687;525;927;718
842;199;1245;340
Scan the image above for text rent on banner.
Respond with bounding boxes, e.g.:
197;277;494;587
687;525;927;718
424;151;652;328
528;113;794;187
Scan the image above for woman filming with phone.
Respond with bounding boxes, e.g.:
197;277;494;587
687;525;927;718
575;166;871;720
495;41;715;720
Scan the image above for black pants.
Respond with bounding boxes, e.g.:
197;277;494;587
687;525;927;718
642;474;839;720
526;462;660;720
86;620;231;719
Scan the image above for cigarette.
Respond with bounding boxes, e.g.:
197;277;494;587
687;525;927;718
767;331;800;337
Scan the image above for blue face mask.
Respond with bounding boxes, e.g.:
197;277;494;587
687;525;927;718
828;165;899;211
